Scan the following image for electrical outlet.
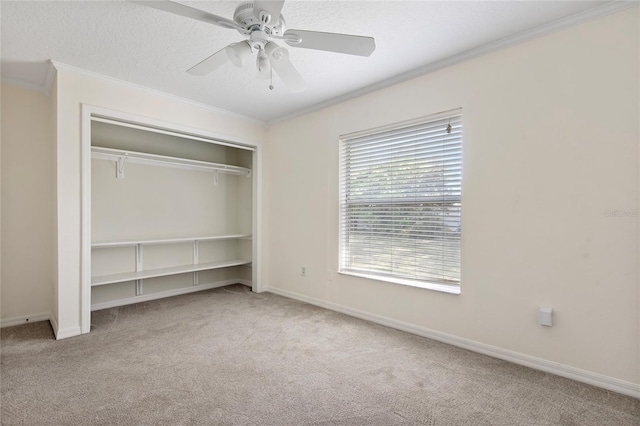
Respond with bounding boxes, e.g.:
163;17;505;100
539;306;553;327
301;266;307;277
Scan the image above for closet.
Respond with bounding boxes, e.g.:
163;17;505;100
89;117;256;311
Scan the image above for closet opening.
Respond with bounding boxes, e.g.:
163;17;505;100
81;106;260;334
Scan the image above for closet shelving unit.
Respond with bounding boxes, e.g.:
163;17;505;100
91;235;252;286
81;107;259;335
90;143;254;309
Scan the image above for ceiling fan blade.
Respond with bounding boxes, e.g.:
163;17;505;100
187;47;230;76
253;0;285;24
272;58;307;93
265;43;306;93
283;29;375;57
130;1;239;30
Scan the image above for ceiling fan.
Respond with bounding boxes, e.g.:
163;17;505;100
132;1;376;93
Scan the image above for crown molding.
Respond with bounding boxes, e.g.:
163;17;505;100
3;2;634;126
43;61;57;95
49;60;267;127
1;77;50;95
267;1;638;125
3;61;59;97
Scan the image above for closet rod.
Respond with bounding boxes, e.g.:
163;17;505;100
91;146;251;176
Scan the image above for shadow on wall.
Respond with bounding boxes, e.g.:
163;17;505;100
1;60;53;88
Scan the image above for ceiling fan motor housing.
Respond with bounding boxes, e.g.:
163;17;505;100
233;2;285;36
248;30;270;52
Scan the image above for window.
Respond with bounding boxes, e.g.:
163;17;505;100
339;109;462;293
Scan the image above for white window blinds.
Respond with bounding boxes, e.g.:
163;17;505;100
339;109;462;291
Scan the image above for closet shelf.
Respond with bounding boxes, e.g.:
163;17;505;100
91;259;252;287
91;146;252;176
92;234;252;248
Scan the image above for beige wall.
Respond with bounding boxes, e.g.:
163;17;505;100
54;68;266;337
0;4;636;394
1;84;54;320
264;7;639;386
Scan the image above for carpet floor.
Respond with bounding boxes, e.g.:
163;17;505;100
1;284;638;425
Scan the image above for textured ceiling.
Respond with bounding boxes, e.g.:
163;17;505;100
1;1;616;122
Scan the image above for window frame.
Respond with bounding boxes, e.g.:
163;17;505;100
338;109;463;294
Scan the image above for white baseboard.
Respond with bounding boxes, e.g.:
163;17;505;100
0;312;51;328
49;313;59;336
55;325;82;340
265;286;640;399
91;279;248;311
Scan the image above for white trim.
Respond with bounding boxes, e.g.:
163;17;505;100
1;77;49;95
339;271;461;295
0;312;51;328
251;144;263;293
81;105;92;334
265;286;640;399
51;60;266;128
49;314;59;336
44;60;57;96
54;325;82;340
2;61;56;95
91;279;249;311
267;1;639;125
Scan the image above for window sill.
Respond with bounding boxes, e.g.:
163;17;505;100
338;270;461;295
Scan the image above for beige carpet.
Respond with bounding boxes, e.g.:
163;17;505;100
1;284;638;425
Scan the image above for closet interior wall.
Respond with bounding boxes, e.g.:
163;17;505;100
90;120;253;310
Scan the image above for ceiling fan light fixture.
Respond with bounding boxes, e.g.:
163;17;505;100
226;41;252;68
265;41;287;62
